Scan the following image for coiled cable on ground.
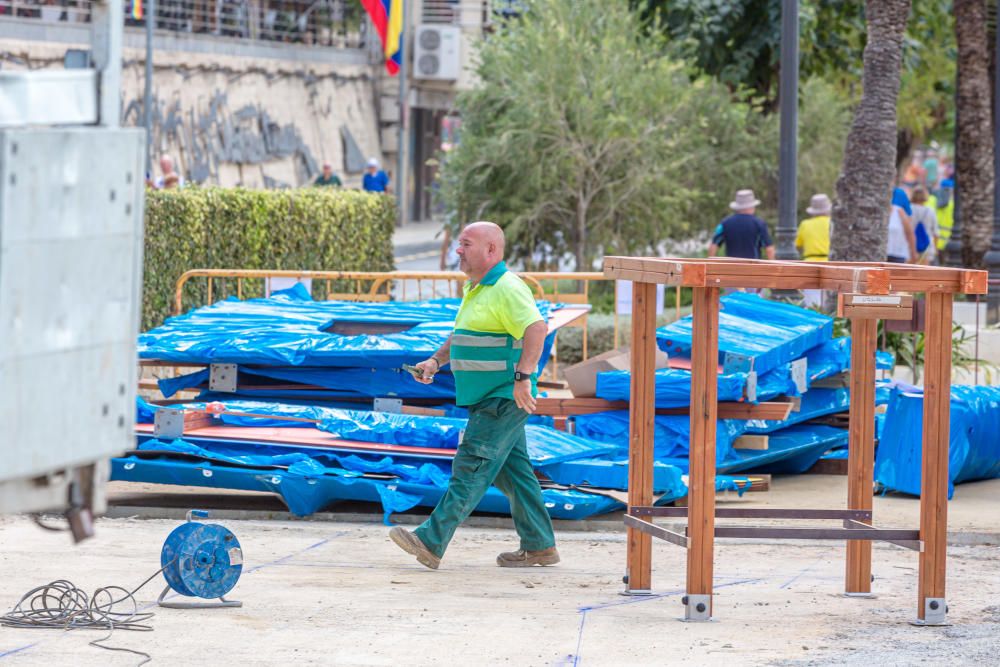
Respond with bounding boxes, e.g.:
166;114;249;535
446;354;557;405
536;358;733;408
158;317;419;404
0;562;173;666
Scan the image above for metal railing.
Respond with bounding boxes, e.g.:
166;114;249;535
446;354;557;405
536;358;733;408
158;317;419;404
172;269;657;365
0;0;368;49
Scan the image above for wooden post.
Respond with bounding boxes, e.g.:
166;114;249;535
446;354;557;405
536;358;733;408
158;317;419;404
686;287;720;612
845;317;877;594
918;292;953;620
625;281;657;593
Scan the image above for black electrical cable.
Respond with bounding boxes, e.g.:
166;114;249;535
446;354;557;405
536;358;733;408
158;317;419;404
0;560;175;666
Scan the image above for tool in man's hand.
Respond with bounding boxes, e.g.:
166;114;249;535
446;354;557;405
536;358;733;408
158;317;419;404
402;363;425;379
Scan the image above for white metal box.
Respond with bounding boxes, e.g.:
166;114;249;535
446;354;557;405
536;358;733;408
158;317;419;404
414;24;462;81
0;128;144;510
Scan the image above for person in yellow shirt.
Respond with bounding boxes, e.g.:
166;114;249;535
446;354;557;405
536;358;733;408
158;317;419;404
796;193;832;308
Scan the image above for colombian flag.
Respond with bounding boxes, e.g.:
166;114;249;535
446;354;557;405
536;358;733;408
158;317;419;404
361;0;403;75
132;0;143;20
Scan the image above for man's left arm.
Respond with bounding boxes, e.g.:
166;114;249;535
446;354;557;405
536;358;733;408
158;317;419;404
513;320;546;414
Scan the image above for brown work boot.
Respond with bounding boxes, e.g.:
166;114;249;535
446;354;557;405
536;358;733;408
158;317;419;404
496;546;560;567
389;527;441;570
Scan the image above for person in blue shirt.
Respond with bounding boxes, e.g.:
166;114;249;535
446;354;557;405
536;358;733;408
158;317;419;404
362;158;391;193
708;189;775;259
892;186;912;216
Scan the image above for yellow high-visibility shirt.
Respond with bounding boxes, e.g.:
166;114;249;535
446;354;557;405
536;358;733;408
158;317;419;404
795;215;831;262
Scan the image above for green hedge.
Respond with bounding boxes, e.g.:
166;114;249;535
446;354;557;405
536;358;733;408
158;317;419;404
143;187;396;330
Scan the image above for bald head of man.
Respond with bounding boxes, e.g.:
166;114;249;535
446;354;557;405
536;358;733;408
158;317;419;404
456;221;505;283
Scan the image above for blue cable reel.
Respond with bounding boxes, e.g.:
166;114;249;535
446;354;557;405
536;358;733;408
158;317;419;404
158;510;243;609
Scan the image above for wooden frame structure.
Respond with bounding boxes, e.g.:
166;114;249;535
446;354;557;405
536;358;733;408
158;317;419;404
603;257;987;624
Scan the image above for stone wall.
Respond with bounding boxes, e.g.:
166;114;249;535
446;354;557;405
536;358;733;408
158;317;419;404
0;38;380;188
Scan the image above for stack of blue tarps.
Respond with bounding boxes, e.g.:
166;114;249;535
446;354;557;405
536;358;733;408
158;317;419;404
875;385;1000;498
578;294;897;477
656;292;833;374
124;398;688;519
141;285;560;400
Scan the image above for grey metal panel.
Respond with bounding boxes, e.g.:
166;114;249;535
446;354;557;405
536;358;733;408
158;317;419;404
0;71;98;128
0;127;145;483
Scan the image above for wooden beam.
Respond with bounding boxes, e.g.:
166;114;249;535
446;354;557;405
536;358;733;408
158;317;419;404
918;291;953;619
687;286;719;609
625;281;658;593
838;293;915;320
733;435;769;451
845;317;877;595
533;398;794;421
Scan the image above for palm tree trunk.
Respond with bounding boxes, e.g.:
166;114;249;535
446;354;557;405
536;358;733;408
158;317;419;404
955;0;996;270
829;0;911;262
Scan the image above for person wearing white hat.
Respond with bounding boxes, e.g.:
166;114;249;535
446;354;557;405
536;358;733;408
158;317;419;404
708;189;775;260
362;157;391;193
796;193;833;308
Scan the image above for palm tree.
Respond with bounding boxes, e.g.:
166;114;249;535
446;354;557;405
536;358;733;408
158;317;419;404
954;0;995;269
829;0;912;262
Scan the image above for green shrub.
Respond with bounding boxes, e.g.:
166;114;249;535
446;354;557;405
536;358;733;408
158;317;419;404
143;187;396;330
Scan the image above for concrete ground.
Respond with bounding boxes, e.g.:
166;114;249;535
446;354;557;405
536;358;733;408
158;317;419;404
1;516;998;666
2;476;1000;666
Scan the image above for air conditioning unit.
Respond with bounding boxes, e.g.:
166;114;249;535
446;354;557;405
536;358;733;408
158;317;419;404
413;24;461;81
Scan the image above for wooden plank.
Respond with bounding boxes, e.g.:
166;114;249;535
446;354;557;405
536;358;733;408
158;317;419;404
625;281;658;592
811;372;850;389
733;435;768;451
918;291;952;619
806;457;849;475
534;398;793;421
838;292;915;321
845;317;877;594
687;286;719;605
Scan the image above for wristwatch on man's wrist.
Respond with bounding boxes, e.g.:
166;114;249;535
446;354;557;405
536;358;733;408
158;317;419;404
514;371;531;382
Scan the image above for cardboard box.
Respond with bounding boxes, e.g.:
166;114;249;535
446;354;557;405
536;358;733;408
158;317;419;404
563;346;668;398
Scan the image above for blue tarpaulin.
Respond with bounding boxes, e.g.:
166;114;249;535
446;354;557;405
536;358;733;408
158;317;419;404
112;445;626;520
875;386;1000;498
573;410;746;461
656;292;833;375
140;288;556;369
135;398;618;466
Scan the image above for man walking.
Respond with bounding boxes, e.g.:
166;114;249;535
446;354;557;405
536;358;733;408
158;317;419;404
362;158;391;193
389;222;558;570
795;193;832;308
313;161;342;187
708;189;775;260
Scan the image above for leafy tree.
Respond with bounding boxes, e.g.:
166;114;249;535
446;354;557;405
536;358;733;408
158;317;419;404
438;0;770;270
634;0;955;147
829;0;912;263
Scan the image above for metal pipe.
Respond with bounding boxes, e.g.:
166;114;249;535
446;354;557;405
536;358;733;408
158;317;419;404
775;0;799;261
396;0;410;226
144;0;156;178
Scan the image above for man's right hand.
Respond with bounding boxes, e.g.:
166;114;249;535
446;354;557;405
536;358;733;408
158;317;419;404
414;358;439;384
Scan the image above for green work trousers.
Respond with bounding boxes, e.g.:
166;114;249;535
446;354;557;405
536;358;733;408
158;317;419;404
414;397;556;559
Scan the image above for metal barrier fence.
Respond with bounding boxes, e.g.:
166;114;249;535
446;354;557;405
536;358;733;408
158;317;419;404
0;0;368;48
170;268;681;366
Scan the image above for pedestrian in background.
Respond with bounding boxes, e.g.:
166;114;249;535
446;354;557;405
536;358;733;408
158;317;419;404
910;186;939;265
708;189;775;260
314;161;342;187
362;158;390;193
795;193;831;308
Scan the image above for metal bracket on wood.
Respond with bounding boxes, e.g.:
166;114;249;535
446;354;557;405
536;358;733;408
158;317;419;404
153;408;185;440
723;352;754;374
624;513;688;548
791;357;808;394
683;593;712;622
843;519;923;552
745;371;757;402
911;598;949;626
373;397;403;413
209;363;238;393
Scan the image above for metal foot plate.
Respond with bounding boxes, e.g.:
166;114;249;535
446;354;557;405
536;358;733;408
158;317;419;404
683;593;712;621
911;597;948;626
